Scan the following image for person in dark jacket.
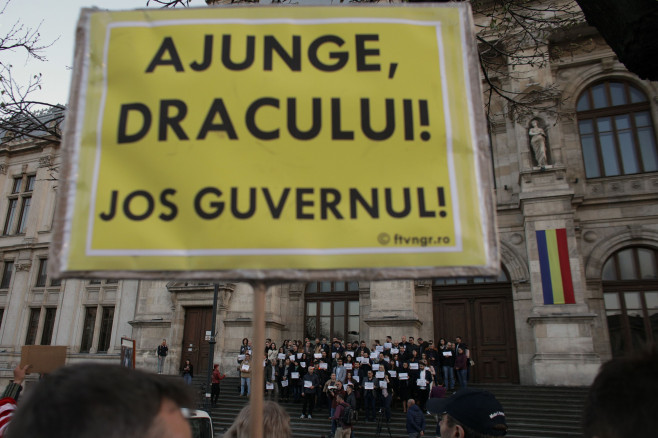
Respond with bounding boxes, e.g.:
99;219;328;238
406;398;426;437
300;366;320;419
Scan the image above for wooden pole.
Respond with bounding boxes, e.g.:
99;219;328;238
249;281;267;438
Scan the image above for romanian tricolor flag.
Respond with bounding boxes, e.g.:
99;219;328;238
536;229;576;305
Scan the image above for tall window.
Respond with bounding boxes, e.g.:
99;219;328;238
35;259;62;288
305;281;359;340
25;308;41;345
97;306;115;352
577;80;658;178
40;308;57;345
80;307;97;353
602;246;658;357
24;307;58;345
3;174;35;235
0;261;13;289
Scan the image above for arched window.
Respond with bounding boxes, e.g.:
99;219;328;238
602;247;658;357
304;282;359;341
576;80;658;178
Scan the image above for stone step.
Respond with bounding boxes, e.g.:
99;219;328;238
204;377;588;438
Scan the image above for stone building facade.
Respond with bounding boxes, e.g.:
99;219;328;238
0;3;657;387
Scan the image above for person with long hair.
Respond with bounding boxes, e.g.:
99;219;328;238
224;401;291;438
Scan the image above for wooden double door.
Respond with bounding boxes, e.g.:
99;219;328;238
433;285;519;383
180;307;214;375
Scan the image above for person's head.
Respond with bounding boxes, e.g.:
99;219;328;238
242;337;248;345
361;341;366;347
224;401;291;438
308;366;314;374
418;337;423;344
440;338;446;346
458;347;464;354
185;359;191;365
456;336;462;343
401;335;407;343
412;349;418;357
271;342;276;350
285;358;291;365
337;359;343;366
367;370;373;378
322;337;327;344
432;388;507;438
386;336;392;342
213;364;219;370
331;372;336;381
245;353;251;360
584;348;658;438
6;364;193;438
409;336;415;343
408;398;415;407
161;339;167;345
346;383;353;394
336;381;343;390
419;362;425;370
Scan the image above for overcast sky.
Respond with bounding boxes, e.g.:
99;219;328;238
2;0;179;105
1;0;340;107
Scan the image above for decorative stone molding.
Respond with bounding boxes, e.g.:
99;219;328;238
129;319;171;328
38;155;54;168
14;262;31;272
0;164;6;175
583;230;598;243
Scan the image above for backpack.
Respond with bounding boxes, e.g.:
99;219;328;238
340;402;356;426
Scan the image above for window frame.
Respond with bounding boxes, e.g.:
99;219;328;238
304;282;360;341
602;246;658;357
3;174;35;236
0;260;14;289
576;80;658;178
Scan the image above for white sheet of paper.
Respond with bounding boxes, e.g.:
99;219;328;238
300;362;306;368
376;371;385;379
370;352;378;359
332;353;336;358
399;373;409;380
384;343;392;349
304;380;312;388
266;382;274;390
372;364;380;371
364;382;374;390
443;351;452;357
345;363;353;370
353;375;360;382
346;351;355;357
297;353;303;359
379;381;387;388
278;353;286;359
417;378;427;387
291;372;300;379
391;348;399;354
238;354;245;361
410;363;419;370
375;345;384;352
319;363;328;370
290;355;296;361
241;364;250;372
388;370;397;377
281;380;289;387
314;353;322;359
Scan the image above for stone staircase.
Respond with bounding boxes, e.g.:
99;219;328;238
190;376;588;438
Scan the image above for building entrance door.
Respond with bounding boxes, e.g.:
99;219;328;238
181;307;213;375
432;277;519;383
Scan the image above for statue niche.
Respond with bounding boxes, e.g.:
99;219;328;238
528;119;551;168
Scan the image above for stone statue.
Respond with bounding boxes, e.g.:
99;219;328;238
528;119;548;167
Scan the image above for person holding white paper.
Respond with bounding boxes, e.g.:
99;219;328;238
278;358;293;402
363;370;379;422
397;361;412;413
442;341;456;391
301;366;320;419
238;353;252;397
416;362;432;413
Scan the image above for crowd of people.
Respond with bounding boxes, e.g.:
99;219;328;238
235;335;473;425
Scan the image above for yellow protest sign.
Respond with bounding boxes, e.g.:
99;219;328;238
52;4;498;280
